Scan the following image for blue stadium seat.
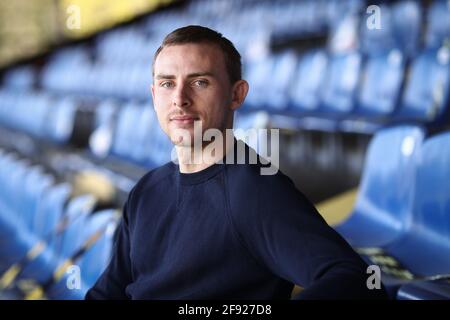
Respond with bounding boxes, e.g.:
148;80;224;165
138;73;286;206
391;0;421;58
266;51;298;111
54;194;97;261
6;160;32;229
0;182;73;290
425;0;450;50
2;65;36;90
0;220;51;280
78;209;118;292
243;56;275;110
270;1;321;39
97;101;172;166
384;131;450;277
0;157;57;279
359;1;420;57
0;152;17;206
378;130;450;300
320;52;362;114
325;0;365;29
359;4;395;55
338;1;421;134
0;92;50;138
31;93;53;138
298;51;362;131
20;166;54;232
89;100;117;158
5;194;96;296
289;50;328;113
0;156;28;267
33;183;72;249
396;46;450;124
46;209;118;299
357;50;405;117
94;100;117;129
112;103;143;158
131;104;157;165
1;190;108;296
46;97;77;144
334;126;425;248
42;46;91;93
122;62;152;100
397;280;450;300
339;49;405;133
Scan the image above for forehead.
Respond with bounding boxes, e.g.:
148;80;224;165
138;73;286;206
154;43;226;75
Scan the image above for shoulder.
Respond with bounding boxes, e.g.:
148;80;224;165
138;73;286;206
224;144;323;250
225;142;315;217
227;163;309;211
226;141;298;198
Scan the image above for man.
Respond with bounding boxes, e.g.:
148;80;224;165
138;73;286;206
86;25;387;300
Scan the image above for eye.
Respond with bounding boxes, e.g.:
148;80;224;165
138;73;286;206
160;81;174;88
193;79;209;87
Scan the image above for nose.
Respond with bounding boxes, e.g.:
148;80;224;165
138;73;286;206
172;83;191;109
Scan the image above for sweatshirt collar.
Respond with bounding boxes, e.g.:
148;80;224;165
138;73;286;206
175;138;238;185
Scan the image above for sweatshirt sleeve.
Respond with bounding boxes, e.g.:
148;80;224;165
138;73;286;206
228;171;387;300
85;189;135;300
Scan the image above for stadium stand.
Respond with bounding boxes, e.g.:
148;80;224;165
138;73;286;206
0;0;449;300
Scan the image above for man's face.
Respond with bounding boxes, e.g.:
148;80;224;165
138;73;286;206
152;43;235;146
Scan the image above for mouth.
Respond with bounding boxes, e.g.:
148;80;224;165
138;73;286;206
170;115;200;125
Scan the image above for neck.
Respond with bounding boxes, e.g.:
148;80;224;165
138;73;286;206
176;133;234;174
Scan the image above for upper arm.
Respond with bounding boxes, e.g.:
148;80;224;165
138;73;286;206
228;173;374;296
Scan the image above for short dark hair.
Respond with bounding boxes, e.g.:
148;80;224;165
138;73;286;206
153;25;242;84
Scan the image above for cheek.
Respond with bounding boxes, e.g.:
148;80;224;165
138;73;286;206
154;107;168;130
202;89;228;111
153;90;170;107
153;92;170;115
199;94;226;123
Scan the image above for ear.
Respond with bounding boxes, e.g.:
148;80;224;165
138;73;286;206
230;80;249;111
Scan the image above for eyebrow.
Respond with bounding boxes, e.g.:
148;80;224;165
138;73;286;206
155;72;215;80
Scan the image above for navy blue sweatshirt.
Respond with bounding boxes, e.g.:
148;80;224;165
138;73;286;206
86;140;387;300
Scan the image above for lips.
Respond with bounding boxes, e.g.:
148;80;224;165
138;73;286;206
169;115;200;126
170;115;199;121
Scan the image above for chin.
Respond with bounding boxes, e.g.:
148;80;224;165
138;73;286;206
169;132;195;147
170;126;205;147
171;137;193;147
